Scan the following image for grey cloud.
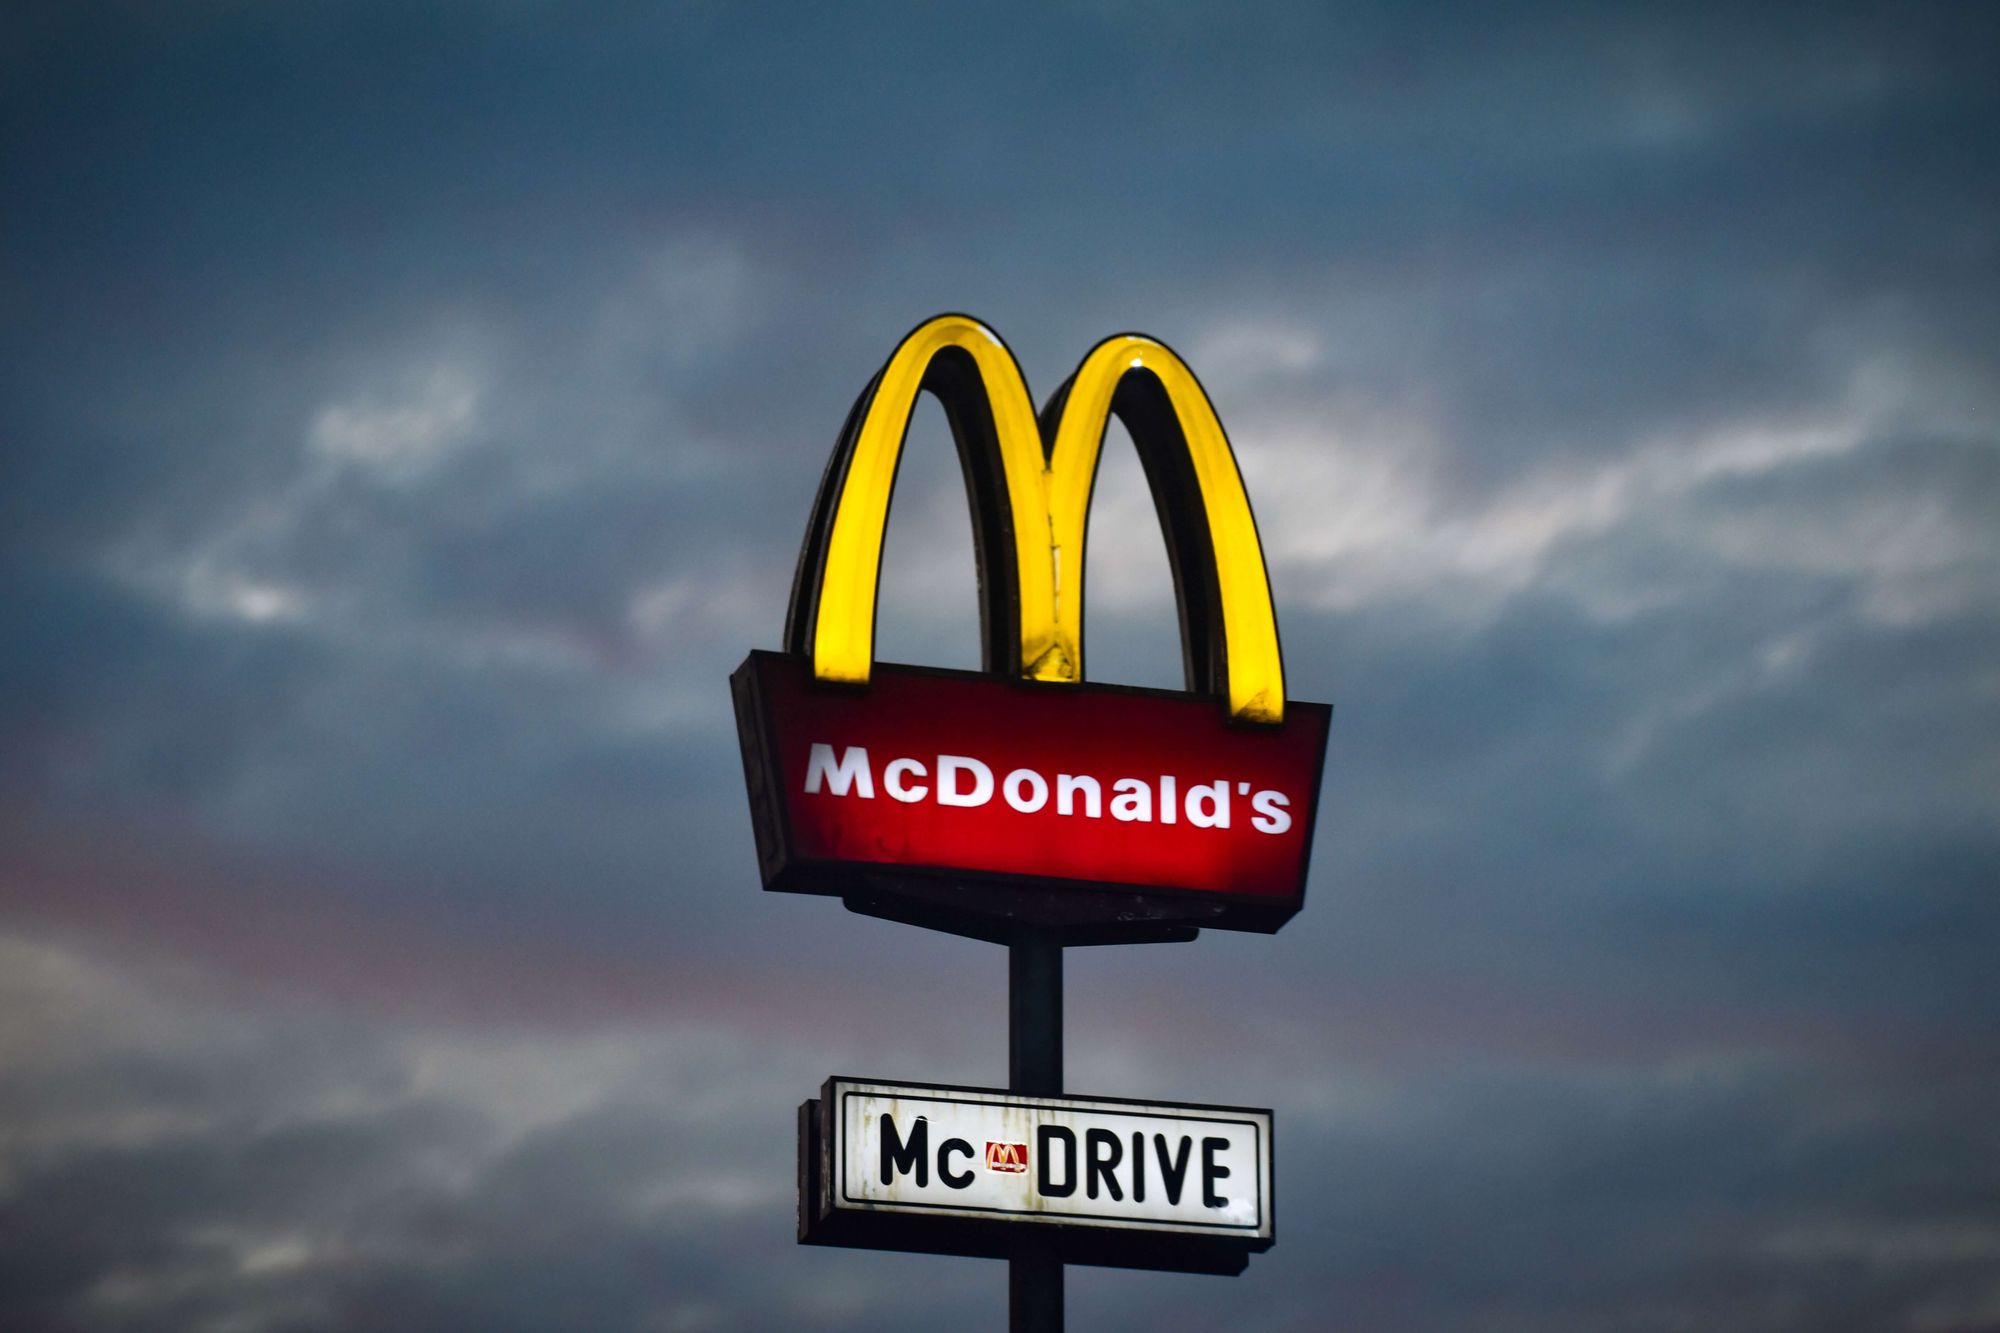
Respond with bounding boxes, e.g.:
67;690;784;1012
4;2;1998;1328
6;934;1997;1332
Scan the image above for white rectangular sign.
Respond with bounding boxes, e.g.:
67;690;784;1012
822;1079;1272;1240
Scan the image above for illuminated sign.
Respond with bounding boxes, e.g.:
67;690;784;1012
735;653;1326;933
799;1078;1273;1273
733;315;1331;938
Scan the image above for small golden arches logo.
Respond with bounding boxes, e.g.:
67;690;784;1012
985;1140;1029;1173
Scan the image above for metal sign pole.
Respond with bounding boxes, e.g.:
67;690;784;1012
1009;931;1063;1332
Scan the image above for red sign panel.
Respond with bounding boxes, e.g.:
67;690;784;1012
732;652;1330;935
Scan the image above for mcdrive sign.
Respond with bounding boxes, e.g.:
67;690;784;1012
799;1080;1273;1275
733;314;1332;938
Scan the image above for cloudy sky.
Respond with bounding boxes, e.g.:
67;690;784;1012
4;3;1998;1329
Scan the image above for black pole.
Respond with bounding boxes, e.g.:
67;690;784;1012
1009;932;1062;1094
1009;931;1063;1332
1009;1241;1063;1333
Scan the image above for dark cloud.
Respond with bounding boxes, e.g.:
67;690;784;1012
4;1;1998;1328
5;935;1995;1332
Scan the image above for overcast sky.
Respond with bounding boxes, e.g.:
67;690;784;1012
4;3;1998;1330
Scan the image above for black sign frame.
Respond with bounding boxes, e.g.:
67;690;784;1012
797;1076;1274;1277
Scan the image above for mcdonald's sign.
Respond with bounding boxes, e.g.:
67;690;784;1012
732;315;1331;938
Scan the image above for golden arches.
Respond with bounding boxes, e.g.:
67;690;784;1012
785;314;1287;724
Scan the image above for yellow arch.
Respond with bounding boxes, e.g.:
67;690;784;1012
810;315;1048;685
1042;335;1285;723
806;315;1286;724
